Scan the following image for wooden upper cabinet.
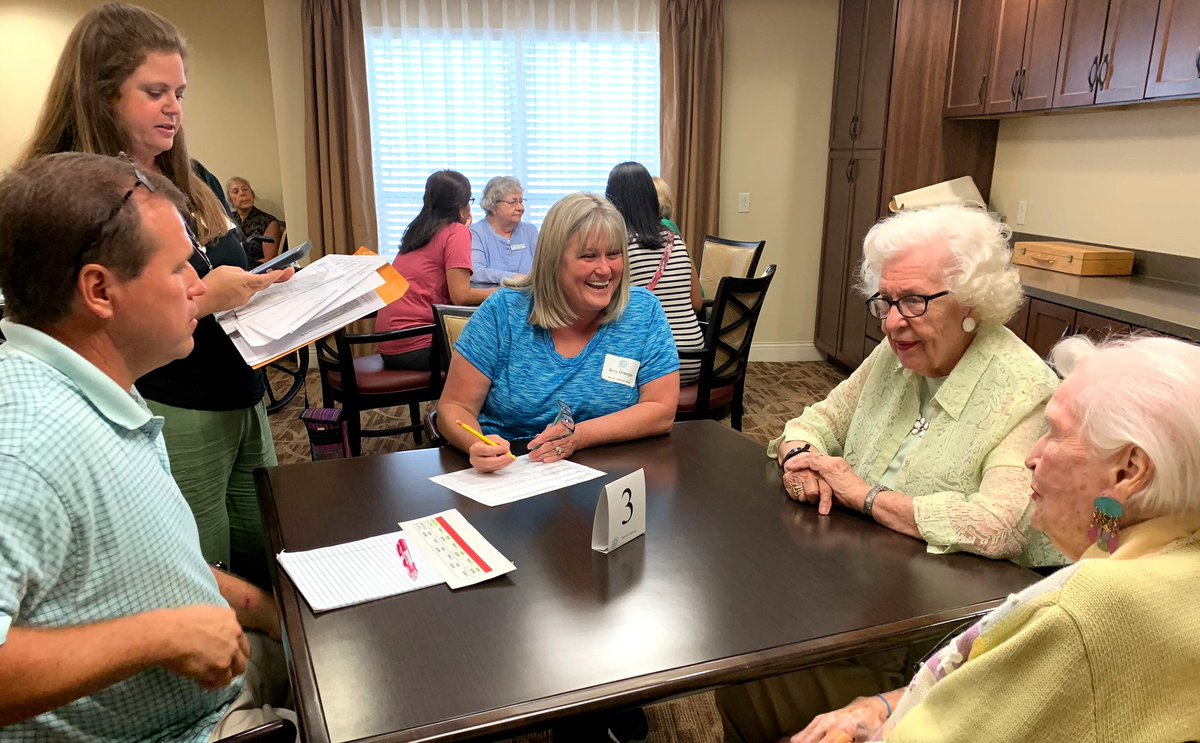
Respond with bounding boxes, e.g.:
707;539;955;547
1018;0;1068;109
985;0;1034;112
855;0;898;150
830;0;868;150
815;153;857;355
1145;0;1200;98
1053;0;1110;107
829;0;896;151
945;0;1000;116
1094;0;1161;103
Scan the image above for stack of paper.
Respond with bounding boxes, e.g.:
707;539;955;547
276;530;445;612
218;251;408;368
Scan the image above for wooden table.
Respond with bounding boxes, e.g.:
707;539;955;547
256;421;1038;743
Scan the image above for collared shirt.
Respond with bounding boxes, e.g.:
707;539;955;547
0;320;239;742
770;323;1066;567
469;218;538;284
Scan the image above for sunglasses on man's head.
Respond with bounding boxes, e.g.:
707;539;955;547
74;152;155;275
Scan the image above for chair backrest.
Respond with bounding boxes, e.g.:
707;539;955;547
699;236;766;298
315;314;438;399
432;304;478;369
698;264;776;391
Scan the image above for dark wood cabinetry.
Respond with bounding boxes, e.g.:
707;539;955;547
815;0;999;369
1145;0;1200;97
982;0;1068;112
1020;297;1140;357
945;0;999;116
1053;0;1161;107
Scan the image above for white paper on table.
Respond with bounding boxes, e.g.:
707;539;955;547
275;530;445;613
429;455;606;507
398;509;516;589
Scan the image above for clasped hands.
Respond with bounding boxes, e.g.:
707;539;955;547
779;443;870;515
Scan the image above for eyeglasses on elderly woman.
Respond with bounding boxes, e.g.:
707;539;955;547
865;290;951;320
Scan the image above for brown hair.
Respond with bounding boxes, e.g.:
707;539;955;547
0;152;188;328
18;2;228;245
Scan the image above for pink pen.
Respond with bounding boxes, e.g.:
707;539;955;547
396;538;419;580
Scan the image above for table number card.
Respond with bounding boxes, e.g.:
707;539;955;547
592;469;646;553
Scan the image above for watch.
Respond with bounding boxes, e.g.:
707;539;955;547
779;443;811;467
863;484;890;518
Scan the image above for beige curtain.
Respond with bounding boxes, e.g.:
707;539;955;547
660;0;723;261
302;0;378;259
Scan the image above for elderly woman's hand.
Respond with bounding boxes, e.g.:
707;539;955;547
787;452;870;515
528;422;576;463
789;696;890;743
469;434;515;473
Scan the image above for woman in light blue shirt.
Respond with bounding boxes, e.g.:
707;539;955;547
469;176;538;284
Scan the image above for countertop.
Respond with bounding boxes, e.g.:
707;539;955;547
1019;265;1200;341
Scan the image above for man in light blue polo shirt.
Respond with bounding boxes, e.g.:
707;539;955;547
0;153;292;741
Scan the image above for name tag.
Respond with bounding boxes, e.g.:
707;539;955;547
510;243;527;251
601;354;640;388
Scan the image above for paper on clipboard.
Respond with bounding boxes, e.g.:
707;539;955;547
398;509;516;589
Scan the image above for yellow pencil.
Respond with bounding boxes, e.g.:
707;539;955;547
455;420;518;460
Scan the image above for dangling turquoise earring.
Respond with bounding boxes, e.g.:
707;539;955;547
1089;496;1125;553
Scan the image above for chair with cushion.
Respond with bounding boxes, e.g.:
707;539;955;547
698;236;766;319
316;319;441;456
423;304;480;446
677;264;776;430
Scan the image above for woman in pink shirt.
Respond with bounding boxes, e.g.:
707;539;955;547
375;170;494;370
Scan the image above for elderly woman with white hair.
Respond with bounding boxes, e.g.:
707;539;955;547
719;204;1065;743
469;175;538;284
788;334;1200;742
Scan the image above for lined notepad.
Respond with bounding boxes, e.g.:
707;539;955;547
276;530;445;612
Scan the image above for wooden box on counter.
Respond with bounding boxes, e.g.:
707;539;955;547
1013;241;1134;277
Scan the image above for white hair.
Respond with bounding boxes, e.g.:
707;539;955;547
480;176;523;216
1050;334;1200;516
858;204;1022;325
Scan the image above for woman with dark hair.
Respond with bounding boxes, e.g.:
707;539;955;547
20;1;291;590
606;162;703;384
375;170;494;370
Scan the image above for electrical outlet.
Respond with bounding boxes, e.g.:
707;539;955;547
738;192;751;213
1016;200;1028;225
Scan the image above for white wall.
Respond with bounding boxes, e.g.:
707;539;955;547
990;105;1200;258
720;0;840;360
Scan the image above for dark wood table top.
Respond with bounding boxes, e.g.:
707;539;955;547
256;420;1039;743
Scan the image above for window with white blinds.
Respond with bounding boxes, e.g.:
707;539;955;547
363;0;660;258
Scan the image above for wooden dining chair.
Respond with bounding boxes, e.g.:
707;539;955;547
316;318;442;456
698;236;766;321
424;304;480;446
677;264;777;430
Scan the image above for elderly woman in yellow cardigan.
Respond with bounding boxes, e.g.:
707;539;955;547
775;204;1062;567
792;334;1200;743
720;205;1065;743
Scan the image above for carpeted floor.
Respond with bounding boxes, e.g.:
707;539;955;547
264;358;847;743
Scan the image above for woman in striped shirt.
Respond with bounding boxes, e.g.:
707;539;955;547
606;162;704;384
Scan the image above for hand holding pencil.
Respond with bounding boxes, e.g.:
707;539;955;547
456;419;518;473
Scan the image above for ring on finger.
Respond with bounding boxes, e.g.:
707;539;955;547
555;445;563;456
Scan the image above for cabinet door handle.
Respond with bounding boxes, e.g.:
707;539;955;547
1098;52;1110;90
1087;55;1099;92
850;114;860;140
1011;69;1020;101
1017;67;1026;101
1195;46;1199;78
978;74;988;104
849;159;858;182
846;159;854;182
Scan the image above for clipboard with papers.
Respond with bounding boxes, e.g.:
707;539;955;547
218;247;408;368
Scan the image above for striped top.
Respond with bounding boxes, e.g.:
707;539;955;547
627;230;704;384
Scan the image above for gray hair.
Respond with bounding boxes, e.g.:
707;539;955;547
858;204;1022;325
508;192;630;329
480;176;523;216
1050;334;1200;516
224;176;253;199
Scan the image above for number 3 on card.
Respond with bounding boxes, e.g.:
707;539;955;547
592;469;646;553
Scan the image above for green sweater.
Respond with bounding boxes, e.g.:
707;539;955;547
883;515;1200;742
770;324;1064;567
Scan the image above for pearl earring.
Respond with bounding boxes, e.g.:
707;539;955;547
962;317;977;333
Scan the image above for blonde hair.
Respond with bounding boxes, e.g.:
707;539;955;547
652;176;674;221
508;193;630;329
19;2;229;245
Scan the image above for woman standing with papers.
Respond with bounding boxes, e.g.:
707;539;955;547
437;192;680;473
19;3;291;588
